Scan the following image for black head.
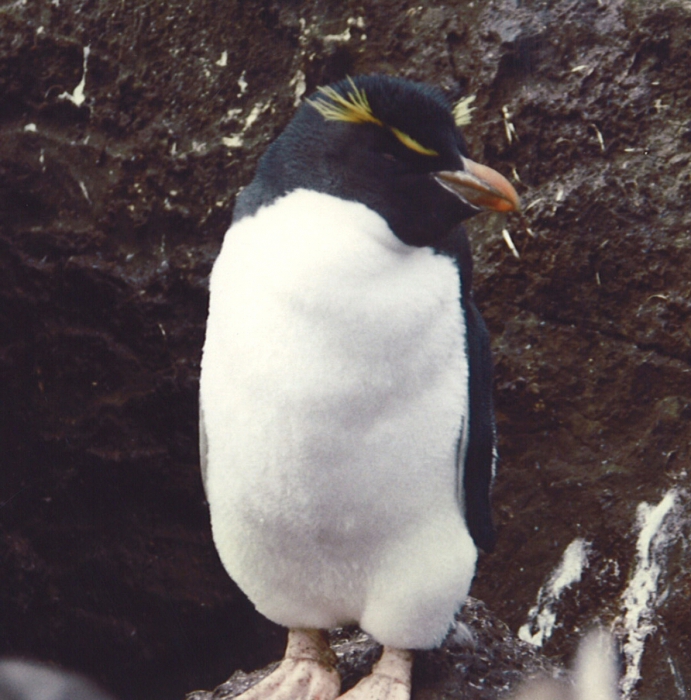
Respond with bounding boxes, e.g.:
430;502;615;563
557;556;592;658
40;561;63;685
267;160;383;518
234;75;519;247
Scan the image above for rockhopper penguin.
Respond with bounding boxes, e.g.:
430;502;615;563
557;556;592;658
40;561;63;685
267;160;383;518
199;75;520;700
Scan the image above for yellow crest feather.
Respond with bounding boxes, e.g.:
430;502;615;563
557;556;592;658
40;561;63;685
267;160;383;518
308;76;439;157
390;127;438;156
453;94;476;127
308;77;383;126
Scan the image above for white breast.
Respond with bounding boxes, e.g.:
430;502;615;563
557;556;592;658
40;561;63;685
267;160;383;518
200;189;476;649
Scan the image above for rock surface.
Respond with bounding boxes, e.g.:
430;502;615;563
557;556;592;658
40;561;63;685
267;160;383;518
2;1;690;700
185;599;560;700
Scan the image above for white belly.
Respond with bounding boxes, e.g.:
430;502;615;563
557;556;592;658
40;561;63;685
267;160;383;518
200;190;477;649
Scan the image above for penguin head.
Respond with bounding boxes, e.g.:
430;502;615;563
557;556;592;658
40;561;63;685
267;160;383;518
235;74;519;247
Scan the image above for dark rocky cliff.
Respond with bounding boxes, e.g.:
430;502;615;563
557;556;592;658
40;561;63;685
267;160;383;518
2;1;690;699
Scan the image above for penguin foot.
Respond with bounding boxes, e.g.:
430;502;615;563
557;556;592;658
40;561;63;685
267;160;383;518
340;647;412;700
236;628;340;700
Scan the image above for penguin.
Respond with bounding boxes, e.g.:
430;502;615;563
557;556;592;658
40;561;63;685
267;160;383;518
199;74;520;700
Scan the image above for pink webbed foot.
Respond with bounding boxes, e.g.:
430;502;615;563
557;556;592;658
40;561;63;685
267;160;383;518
234;628;340;700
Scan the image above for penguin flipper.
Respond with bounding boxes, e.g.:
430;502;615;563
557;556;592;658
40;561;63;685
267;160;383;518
461;297;497;554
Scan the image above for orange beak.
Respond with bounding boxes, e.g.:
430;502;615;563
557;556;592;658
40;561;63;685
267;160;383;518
434;156;520;213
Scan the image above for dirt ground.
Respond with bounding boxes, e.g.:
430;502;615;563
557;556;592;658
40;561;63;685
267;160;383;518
1;1;690;699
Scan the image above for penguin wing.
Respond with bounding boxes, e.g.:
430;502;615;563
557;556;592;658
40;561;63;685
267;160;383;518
435;227;497;554
199;400;209;498
461;296;497;553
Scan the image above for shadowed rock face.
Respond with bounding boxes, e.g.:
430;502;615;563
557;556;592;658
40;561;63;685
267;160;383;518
1;1;690;700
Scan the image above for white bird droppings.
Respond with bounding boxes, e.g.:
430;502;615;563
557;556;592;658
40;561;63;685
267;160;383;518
243;102;265;131
619;489;679;700
222;101;271;150
58;46;90;107
221;135;244;149
323;27;352;43
237;70;248;97
289;69;307;107
323;17;365;44
518;538;591;647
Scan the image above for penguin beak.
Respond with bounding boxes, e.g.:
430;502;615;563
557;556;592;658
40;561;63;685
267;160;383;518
434;156;520;213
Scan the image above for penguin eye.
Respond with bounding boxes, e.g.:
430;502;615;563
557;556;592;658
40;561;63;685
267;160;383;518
371;129;435;168
368;131;402;162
